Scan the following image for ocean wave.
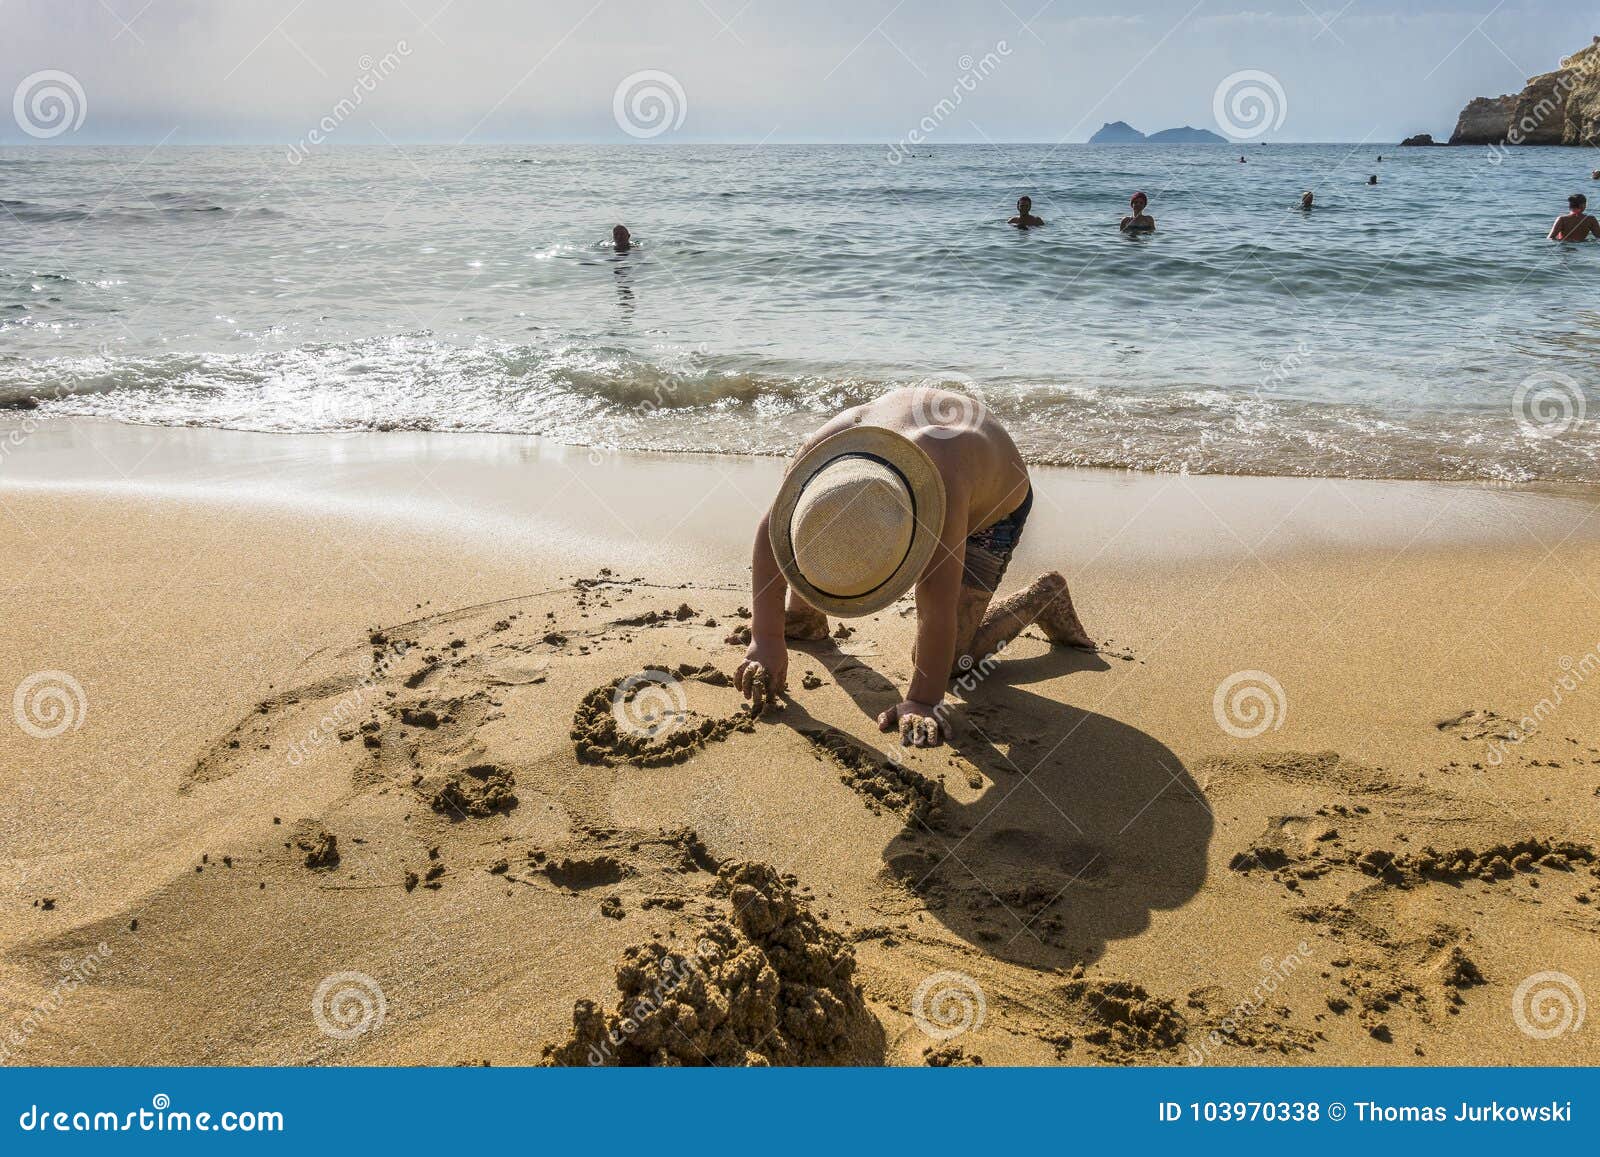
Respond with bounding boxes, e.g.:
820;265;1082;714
5;337;1595;484
2;194;282;224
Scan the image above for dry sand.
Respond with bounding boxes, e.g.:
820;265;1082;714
3;419;1599;1066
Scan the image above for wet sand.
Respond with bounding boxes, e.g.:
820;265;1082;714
3;419;1598;1066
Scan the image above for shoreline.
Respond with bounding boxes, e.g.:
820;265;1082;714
6;417;1600;560
3;417;1599;1065
13;410;1600;491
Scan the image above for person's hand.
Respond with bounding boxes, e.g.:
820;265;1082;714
735;637;787;716
877;699;945;747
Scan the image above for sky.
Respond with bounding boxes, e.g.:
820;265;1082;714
1;1;1596;145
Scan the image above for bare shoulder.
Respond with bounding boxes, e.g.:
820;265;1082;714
907;400;1028;530
792;401;871;458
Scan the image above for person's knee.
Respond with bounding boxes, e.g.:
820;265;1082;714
1037;571;1066;593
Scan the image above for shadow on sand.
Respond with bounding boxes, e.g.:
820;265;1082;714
787;639;1212;970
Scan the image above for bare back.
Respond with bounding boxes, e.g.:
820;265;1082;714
1551;212;1599;241
797;386;1029;533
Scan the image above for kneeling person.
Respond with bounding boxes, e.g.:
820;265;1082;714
733;387;1093;747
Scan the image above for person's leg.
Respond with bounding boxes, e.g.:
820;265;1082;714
955;571;1093;671
784;590;830;640
950;586;995;670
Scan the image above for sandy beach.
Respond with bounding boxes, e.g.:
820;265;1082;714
1;417;1596;1066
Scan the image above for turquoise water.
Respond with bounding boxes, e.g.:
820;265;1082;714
3;143;1597;480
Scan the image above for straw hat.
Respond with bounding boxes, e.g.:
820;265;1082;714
769;427;947;617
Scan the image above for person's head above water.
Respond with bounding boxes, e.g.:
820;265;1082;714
1367;175;1378;185
1119;191;1155;233
1569;193;1588;213
1300;190;1314;208
612;224;631;250
1009;195;1043;227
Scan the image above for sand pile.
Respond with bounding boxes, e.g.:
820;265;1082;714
1056;973;1188;1061
544;861;883;1065
291;822;340;870
426;763;518;817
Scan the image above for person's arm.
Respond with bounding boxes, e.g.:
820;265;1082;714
1550;216;1568;240
735;511;788;710
877;478;969;746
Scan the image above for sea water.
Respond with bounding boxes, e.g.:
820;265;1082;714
3;142;1596;481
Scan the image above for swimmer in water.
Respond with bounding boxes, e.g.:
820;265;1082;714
1367;175;1378;185
612;224;631;252
1008;195;1044;228
1239;155;1247;163
1549;193;1600;241
1299;191;1314;210
1120;191;1155;233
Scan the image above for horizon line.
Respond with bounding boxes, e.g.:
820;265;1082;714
0;138;1441;149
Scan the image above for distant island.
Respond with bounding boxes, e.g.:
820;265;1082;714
1088;121;1227;144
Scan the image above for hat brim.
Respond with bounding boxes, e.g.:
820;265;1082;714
769;427;948;618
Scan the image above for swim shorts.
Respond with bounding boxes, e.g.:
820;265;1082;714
960;487;1033;594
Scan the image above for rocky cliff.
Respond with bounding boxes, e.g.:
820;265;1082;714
1450;36;1600;145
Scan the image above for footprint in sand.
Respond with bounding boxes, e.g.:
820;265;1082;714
1434;709;1519;742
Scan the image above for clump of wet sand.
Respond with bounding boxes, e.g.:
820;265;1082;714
570;665;754;768
543;861;883;1066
